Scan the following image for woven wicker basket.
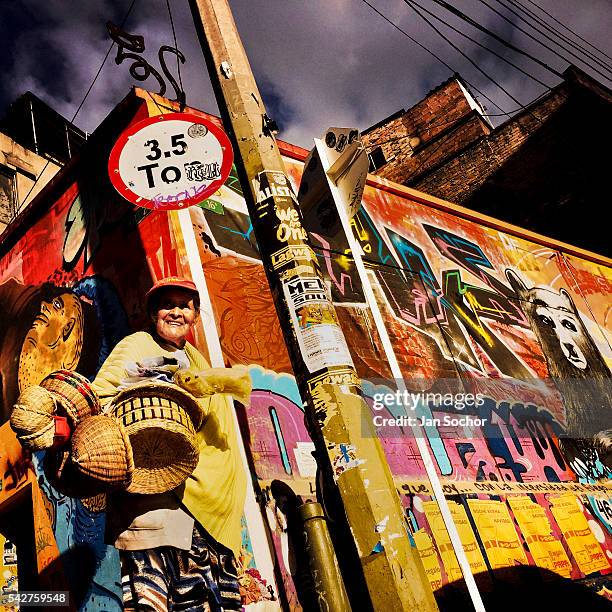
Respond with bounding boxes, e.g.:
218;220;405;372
43;447;104;499
71;415;134;489
10;385;58;451
45;426;131;501
40;369;100;426
109;382;203;494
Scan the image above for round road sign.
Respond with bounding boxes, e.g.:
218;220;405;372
108;112;233;210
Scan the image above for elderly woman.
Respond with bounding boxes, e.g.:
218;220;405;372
92;277;246;612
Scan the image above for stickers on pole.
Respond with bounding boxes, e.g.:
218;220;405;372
282;276;354;373
108;112;233;210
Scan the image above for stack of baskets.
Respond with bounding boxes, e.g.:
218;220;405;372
11;370;134;501
10;384;59;451
11;371;204;499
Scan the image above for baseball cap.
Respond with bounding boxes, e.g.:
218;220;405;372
145;277;199;306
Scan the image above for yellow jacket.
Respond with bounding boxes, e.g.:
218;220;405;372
92;331;247;557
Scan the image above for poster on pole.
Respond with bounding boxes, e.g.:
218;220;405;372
282;275;354;373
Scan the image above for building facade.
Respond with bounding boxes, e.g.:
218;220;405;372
363;67;612;257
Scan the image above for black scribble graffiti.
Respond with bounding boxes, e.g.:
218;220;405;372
106;21;186;106
198;228;221;257
184;161;221;182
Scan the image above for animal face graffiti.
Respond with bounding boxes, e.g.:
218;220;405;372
18;292;84;390
530;286;587;370
506;270;608;378
506;269;611;445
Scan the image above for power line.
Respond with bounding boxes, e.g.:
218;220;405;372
373;72;561;151
403;0;561;163
357;0;512;115
517;0;612;65
404;0;554;90
425;0;564;79
19;0;139;211
366;91;553;151
403;0;534;108
483;0;612;80
165;0;185;108
501;0;612;73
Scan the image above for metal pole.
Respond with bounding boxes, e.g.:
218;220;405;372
187;1;439;609
299;501;351;612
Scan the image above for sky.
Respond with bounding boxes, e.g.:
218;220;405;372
0;0;611;149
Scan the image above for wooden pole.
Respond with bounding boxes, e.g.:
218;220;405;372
187;1;439;609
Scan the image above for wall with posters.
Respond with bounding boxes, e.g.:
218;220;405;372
190;151;612;606
0;90;611;609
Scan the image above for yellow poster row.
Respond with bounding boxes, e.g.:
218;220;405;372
465;499;528;569
549;493;609;575
422;500;487;582
415;495;609;585
508;495;572;577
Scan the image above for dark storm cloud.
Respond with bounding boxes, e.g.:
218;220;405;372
0;0;610;148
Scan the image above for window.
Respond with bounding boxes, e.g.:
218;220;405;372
368;146;388;172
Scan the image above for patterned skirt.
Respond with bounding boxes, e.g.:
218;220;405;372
120;522;242;611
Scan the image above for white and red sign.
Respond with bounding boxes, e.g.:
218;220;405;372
109;112;233;210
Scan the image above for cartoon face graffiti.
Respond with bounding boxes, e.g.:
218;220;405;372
18;292;84;390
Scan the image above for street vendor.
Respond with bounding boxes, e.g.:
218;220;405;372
92;276;247;611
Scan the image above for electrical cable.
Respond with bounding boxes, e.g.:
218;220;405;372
427;0;565;79
499;0;612;72
165;0;185;106
482;0;612;79
370;98;550;155
403;0;533;108
357;0;512;116
404;0;563;87
18;0;139;212
517;0;612;64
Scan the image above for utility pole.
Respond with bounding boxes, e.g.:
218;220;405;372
188;1;439;610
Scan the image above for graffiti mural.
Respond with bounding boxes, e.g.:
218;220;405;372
0;98;280;610
1;93;611;609
189;151;612;604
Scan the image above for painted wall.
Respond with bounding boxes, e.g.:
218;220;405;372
190;153;612;606
0;94;610;609
0;97;272;609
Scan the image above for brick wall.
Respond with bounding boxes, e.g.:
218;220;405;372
412;85;569;203
362;77;490;184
